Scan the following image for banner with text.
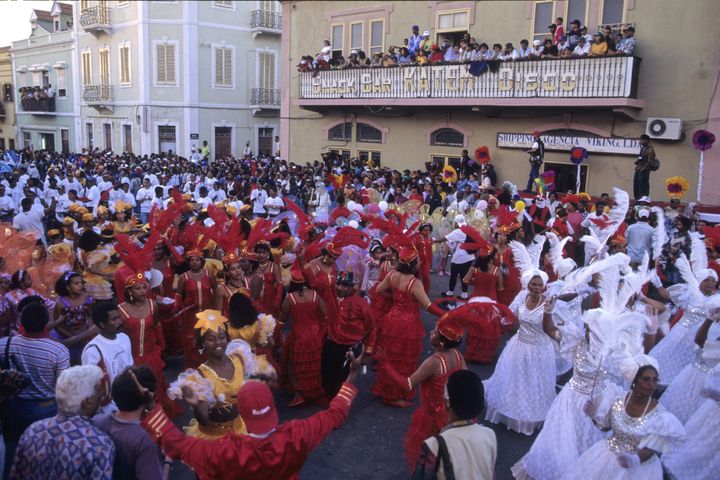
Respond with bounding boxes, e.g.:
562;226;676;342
496;132;641;156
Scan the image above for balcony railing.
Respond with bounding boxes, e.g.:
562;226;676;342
250;10;281;32
18;87;56;113
83;84;113;104
250;88;281;107
80;6;111;32
300;56;640;102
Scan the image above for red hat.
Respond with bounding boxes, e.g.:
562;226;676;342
236;381;279;434
398;245;418;263
436;313;464;342
290;259;305;283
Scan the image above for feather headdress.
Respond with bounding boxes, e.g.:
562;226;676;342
650;206;666;260
460;225;493;256
509;235;547;287
546;231;576;280
580;188;629;262
183;221;212;259
114;232;162;287
283;198;314;241
205;204;243;265
242;218;287;261
494;207;522;235
562;252;631;294
329;206;352;225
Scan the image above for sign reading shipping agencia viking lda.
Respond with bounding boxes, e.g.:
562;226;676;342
497;132;641;155
301;56;637;99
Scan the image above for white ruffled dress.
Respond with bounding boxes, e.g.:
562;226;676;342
649;286;712;385
512;337;610;479
562;387;685;480
662;369;720;480
484;291;557;435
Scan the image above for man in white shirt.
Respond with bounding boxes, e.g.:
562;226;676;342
190;148;202;164
243;141;252;157
573;36;590;56
135;177;155;223
84;177;101;211
81;303;134;416
433;215;475;299
0;184;15;222
251;184;268;217
498;43;519;61
117;180;137;208
517;39;535;58
13;197;56;245
263;188;284;218
195;186;214;209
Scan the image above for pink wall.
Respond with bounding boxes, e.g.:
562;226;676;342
700;44;720;206
279;1;292;161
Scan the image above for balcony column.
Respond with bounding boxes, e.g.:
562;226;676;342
279;1;292;161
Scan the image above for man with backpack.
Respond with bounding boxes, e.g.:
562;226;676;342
633;134;658;200
525;131;544;192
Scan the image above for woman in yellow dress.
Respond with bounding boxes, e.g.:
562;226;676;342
77;230;115;300
169;309;275;439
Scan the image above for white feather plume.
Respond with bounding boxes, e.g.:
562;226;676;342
509;235;546;273
689;231;708;273
581;188;630;260
651;206;666;260
674;254;703;303
616;254;654;312
546;232;576;279
562;252;631;293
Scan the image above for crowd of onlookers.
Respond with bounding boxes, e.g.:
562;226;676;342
18;85;56;112
298;17;638;72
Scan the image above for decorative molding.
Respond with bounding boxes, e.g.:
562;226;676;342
423;121;471;148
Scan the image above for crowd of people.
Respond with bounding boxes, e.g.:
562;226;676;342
298;18;638;72
0;142;716;480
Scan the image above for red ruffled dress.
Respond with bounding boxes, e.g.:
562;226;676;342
465;267;503;363
413;235;433;293
180;270;214;369
496;248;521;307
286;291;325;401
371;273;425;403
119;300;182;417
154;258;182;356
404;350;464;466
258;262;282;318
304;264;336;332
366;261;394;353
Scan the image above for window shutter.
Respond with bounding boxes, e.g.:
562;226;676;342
259;52;275;89
214;47;223;85
120;46;130;84
156;44;166;84
166;44;176;84
223;48;232;86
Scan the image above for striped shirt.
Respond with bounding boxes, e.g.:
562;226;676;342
0;335;70;400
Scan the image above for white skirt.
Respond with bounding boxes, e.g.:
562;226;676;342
512;384;608;480
484;335;557;435
662;399;720;480
649;322;701;386
562;440;664;480
660;363;714;424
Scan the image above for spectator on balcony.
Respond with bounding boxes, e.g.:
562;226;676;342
45;84;55;111
553;17;565;44
485;43;501;61
557;35;570;53
357;50;370;66
319;39;331;63
517;39;534;58
560;46;574;58
475;43;490;60
602;26;618;53
541;38;558;58
348;51;361;68
429;45;444;64
371;53;382;67
397;47;412;66
444;45;461;63
416;48;429;65
589;32;608;56
408;25;421;54
573;36;590;56
616;26;637;55
382;53;396;67
498;43;518;61
580;26;592;43
529;39;543;57
419;31;432;54
387;46;398;63
567;19;582;48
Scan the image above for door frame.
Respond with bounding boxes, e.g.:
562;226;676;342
211;122;236;159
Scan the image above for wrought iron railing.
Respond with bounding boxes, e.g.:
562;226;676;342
83;84;113;103
250;10;281;31
18;87;56;113
80;6;111;29
250;88;281;106
300;56;640;100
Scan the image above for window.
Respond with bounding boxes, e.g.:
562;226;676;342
0;139;4;150
431;155;461;169
430;128;464;147
79;0;89;11
56;68;67;97
8;139;13;150
566;0;587;25
61;129;69;154
213;0;233;8
214;46;234;88
155;43;177;86
123;125;132;153
370;20;384;56
258;52;275;89
119;44;131;85
81;51;92;85
99;49;110;85
357;123;382;143
331;24;343;60
22;131;31;148
259;0;277;12
350;22;363;52
329;149;351;161
533;1;554;42
602;0;625;25
54;20;59;32
437;9;469;33
3;84;12;102
86;122;93;149
103;123;112;150
328;122;352;141
31;71;42;87
158;125;177;153
358;150;381;167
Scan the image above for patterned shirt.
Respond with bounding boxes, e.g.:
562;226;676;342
10;414;115;480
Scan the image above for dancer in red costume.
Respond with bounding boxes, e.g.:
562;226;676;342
494;209;523;306
279;262;327;406
375;313;466;466
256;242;283;317
413;223;434;293
303;246;338;330
371;246;445;407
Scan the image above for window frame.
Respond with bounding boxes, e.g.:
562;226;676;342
430;153;462;167
435;8;470;34
99;47;110;86
153;40;179;87
331;23;344;59
55;67;67;98
369;19;385;57
212;1;235;10
81;50;92;86
212;44;236;89
599;0;627;26
349;21;363;52
103;122;112;150
430;128;465;148
356;122;383;144
531;0;556;43
119;43;131;87
257;50;276;90
357;149;382;167
327;122;353;142
328;149;352;162
564;0;588;27
117;1;130;7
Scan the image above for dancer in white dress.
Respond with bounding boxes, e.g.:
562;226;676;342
662;365;720;480
650;238;719;385
564;363;685;480
660;313;720;424
484;235;561;435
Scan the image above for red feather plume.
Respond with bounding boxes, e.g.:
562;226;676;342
246;218;288;252
283;198;314;241
329;206;352;225
459;225;493;254
114;231;162;275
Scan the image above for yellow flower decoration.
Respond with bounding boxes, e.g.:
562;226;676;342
578;192;592;203
665;176;689;199
194;309;228;336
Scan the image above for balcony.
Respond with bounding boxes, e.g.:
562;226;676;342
250;88;280;115
18;87;56;114
83;84;113;112
79;6;111;35
0;102;5;118
250;10;281;37
298;56;643;114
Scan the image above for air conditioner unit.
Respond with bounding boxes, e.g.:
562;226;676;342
645;117;683;140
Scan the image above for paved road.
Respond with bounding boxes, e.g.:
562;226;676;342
168;273;541;479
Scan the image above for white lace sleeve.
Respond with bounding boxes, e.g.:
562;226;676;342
225;339;258;377
638;407;685;454
666;284;690;309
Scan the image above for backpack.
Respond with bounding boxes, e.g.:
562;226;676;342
648;157;660;171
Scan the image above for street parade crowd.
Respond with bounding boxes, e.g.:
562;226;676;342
0;143;717;480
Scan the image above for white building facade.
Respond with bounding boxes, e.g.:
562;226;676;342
75;0;281;158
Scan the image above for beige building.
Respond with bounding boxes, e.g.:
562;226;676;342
0;47;16;151
281;0;720;205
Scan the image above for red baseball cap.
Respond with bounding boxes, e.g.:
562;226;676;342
236;381;279;434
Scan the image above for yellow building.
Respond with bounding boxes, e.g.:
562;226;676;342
281;0;720;205
0;46;16;151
